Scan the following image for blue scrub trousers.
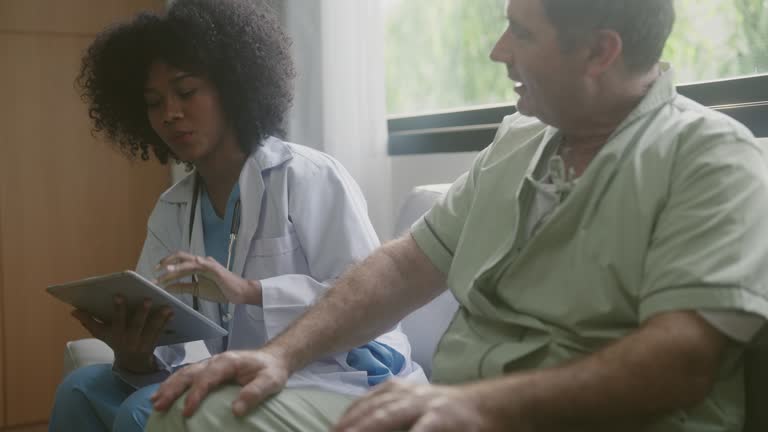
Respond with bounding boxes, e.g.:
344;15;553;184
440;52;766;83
49;363;158;432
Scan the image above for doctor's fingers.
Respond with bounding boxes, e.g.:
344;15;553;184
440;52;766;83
137;307;174;353
157;250;198;268
165;282;197;296
71;309;109;341
112;295;127;337
155;258;221;286
151;360;208;411
166;281;228;304
118;298;152;348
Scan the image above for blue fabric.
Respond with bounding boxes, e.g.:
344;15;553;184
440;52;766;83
346;341;406;385
201;182;240;349
49;363;158;432
200;182;241;268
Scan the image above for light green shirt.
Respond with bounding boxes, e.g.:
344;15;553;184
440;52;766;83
411;67;768;432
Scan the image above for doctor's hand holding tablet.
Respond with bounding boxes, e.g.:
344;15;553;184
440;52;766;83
70;294;174;374
47;248;263;374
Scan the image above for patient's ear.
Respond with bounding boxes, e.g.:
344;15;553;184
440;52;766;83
584;29;623;78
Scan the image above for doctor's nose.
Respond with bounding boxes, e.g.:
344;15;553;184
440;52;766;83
162;99;184;125
162;111;183;125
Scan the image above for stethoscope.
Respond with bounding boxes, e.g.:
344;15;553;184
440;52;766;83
187;174;241;318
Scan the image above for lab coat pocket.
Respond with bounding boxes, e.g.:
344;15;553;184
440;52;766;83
229;304;267;350
243;229;307;280
248;229;301;257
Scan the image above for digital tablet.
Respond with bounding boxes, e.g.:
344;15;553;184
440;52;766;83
47;270;228;346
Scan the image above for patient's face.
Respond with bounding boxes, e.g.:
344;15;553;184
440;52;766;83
143;61;236;164
490;0;588;127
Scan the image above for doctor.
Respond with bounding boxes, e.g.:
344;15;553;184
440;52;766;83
48;1;424;431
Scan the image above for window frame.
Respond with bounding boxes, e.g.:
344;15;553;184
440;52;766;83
387;74;768;155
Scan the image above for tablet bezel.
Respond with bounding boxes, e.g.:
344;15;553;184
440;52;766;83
47;270;228;346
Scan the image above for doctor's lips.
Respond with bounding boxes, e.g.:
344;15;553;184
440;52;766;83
169;130;194;143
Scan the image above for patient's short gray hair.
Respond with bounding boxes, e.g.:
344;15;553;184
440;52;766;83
540;0;675;73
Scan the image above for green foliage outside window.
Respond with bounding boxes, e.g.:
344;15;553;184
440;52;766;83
384;0;768;115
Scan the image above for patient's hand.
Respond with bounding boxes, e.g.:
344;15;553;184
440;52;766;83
334;380;520;432
151;349;289;417
154;251;262;305
71;295;173;374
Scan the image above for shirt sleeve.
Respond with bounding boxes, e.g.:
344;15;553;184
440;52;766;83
410;145;491;274
639;131;768;323
698;310;766;343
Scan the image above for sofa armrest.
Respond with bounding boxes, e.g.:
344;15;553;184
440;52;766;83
394;184;452;236
63;338;114;377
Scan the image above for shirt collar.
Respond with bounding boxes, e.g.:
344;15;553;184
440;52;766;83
611;62;677;137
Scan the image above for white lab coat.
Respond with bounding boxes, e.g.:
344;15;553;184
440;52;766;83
124;137;425;394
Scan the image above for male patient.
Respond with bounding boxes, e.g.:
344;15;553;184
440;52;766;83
147;0;768;431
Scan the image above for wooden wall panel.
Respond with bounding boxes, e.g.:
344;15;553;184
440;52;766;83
0;0;163;34
0;164;5;429
0;1;167;425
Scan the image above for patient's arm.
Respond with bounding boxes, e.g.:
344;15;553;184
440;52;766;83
333;310;727;432
151;234;447;415
495;311;728;429
268;234;447;372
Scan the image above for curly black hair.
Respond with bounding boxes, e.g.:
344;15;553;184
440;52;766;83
77;0;295;163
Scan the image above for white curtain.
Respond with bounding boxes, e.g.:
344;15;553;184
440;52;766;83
283;0;394;240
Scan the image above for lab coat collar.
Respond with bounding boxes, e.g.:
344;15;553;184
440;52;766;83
158;136;294;205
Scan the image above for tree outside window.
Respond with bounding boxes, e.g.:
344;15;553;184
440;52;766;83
384;0;768;116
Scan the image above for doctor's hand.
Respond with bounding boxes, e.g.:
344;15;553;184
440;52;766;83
71;296;173;374
151;349;290;417
154;251;262;305
333;380;524;432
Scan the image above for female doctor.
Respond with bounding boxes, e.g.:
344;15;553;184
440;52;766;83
49;1;424;431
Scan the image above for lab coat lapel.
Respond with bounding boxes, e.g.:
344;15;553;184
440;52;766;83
231;138;294;278
188;181;207;257
231;157;264;278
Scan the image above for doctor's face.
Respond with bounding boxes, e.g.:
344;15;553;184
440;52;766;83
490;0;588;127
143;61;236;163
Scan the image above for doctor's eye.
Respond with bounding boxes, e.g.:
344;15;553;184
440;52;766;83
177;88;198;99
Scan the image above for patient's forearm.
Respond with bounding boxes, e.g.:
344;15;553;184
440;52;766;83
465;311;728;430
264;235;446;373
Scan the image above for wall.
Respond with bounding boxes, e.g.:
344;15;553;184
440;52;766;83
0;0;166;427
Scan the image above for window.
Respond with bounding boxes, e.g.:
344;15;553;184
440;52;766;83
668;0;768;84
384;0;515;116
384;0;768;154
